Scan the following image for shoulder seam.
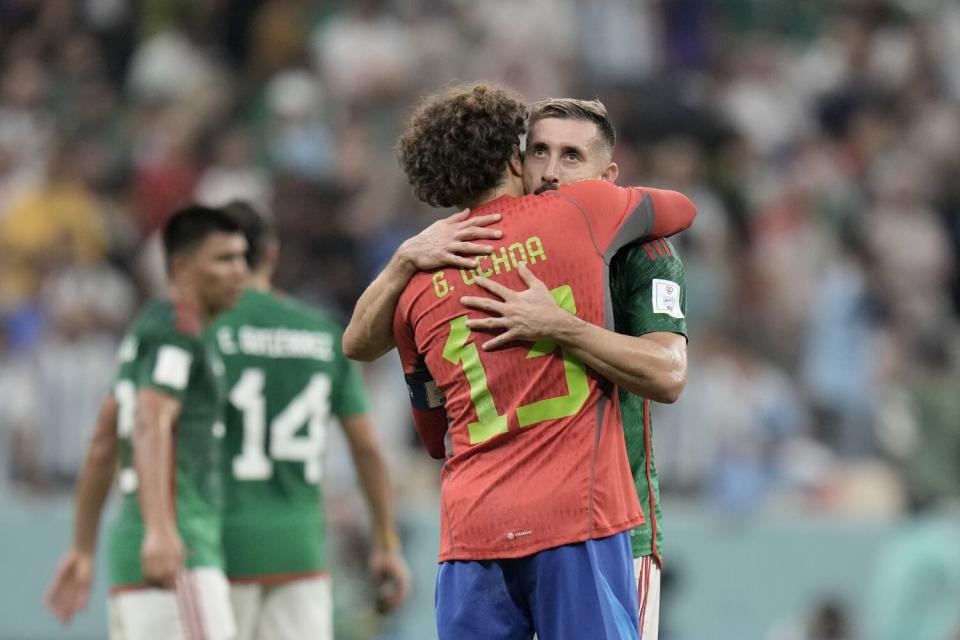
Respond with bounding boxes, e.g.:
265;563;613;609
621;240;683;264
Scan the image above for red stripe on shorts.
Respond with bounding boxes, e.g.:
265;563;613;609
175;572;207;640
638;557;650;638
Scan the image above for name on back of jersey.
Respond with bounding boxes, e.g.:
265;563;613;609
431;234;547;299
217;326;334;361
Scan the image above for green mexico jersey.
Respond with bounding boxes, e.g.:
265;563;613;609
211;289;369;580
610;239;687;561
108;299;227;588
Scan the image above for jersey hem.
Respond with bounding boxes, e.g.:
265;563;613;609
110;583;157;595
228;569;328;586
437;515;644;563
109;561;225;595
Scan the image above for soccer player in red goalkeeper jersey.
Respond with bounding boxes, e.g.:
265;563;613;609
464;99;687;640
368;83;696;639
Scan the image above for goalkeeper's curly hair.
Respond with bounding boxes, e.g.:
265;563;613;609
398;83;527;209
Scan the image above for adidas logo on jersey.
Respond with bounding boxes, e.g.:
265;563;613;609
505;529;533;540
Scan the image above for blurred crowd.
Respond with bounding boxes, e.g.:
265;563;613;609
1;0;960;636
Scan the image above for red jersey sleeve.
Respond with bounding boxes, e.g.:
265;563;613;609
393;302;448;459
554;180;696;255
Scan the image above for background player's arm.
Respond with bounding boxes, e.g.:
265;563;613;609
133;388;184;587
343;210;502;361
339;413;411;613
463;264;687;402
45;396;119;624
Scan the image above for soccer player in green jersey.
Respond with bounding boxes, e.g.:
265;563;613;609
343;98;687;639
45;205;249;640
213;203;410;640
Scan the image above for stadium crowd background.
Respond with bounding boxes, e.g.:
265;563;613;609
1;0;959;638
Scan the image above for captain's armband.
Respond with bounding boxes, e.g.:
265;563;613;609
404;361;445;411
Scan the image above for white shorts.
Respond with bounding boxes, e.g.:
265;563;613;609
634;556;661;640
109;567;236;640
230;574;332;640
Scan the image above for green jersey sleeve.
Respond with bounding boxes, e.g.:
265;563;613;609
610;239;688;338
131;330;201;402
331;338;370;418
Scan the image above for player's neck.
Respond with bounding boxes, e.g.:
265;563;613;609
167;282;211;326
466;173;524;209
247;270;272;292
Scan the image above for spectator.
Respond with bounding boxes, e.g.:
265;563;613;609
0;138;107;309
24;260;135;487
194;124;272;211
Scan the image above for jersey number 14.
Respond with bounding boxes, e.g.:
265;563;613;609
230;369;331;484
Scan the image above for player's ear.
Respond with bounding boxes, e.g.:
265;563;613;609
602;161;619;183
264;238;281;271
168;252;192;280
508;144;523;177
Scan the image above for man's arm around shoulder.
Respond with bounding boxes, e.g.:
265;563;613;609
557;180;697;246
461;262;688;402
343;210;502;361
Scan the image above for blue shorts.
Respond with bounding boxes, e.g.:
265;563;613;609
435;532;638;640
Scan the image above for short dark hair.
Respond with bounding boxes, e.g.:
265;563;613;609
222;201;276;269
528;98;616;152
162;204;243;269
398;82;528;209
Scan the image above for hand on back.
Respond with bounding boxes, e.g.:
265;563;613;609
462;263;575;350
399;209;503;271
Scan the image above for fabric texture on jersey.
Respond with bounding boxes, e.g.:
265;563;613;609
394;180;696;562
211;288;369;580
610;239;687;561
435;531;638;640
108;299;227;588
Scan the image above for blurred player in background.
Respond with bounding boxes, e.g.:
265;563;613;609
345;97;688;638
463;99;689;640
358;82;694;639
213;202;410;640
45;206;249;640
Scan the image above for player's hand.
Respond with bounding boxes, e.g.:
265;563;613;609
141;527;184;588
369;545;411;614
461;263;576;350
398;209;503;271
45;549;94;624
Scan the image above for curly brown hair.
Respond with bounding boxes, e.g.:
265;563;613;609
398;83;527;209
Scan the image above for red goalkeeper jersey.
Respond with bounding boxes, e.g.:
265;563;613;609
394;179;696;562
